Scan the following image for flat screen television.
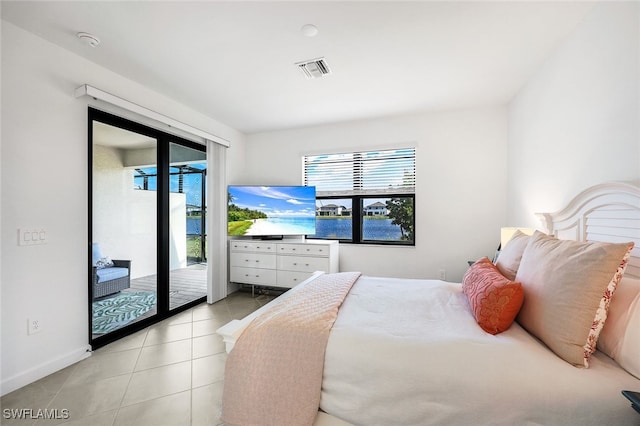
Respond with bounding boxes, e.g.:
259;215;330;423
227;185;316;238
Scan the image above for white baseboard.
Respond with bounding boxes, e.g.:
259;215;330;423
1;345;92;396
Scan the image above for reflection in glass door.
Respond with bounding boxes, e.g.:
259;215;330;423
91;120;158;341
169;142;207;310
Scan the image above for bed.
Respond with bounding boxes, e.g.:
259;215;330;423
217;181;640;426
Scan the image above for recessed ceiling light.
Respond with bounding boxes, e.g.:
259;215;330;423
76;32;100;48
301;24;319;37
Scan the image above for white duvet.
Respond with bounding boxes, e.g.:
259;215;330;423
320;276;640;425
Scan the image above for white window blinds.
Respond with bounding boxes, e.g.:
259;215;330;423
304;148;416;196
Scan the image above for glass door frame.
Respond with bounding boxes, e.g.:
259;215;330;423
88;108;207;349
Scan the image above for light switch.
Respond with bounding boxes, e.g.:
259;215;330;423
18;228;47;246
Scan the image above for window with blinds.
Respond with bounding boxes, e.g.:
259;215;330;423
304;147;415;245
304;148;416;196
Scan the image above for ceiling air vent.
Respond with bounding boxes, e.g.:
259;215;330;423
296;57;331;79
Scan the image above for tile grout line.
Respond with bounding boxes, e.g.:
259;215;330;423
109;342;145;426
111;306;194;424
3;294;266;426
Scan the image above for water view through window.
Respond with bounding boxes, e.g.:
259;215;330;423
313;197;414;243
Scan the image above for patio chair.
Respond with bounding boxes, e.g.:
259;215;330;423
92;243;131;299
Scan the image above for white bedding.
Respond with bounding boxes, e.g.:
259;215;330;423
320;276;640;425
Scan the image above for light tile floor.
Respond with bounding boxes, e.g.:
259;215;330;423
1;291;275;426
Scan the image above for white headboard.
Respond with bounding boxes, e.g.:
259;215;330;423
536;181;640;279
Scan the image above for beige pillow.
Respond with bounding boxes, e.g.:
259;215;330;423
495;230;531;281
598;276;640;378
515;231;633;367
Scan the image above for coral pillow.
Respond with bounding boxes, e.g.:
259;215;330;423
462;257;524;335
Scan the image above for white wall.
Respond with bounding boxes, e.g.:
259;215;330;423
93;145;154;278
243;107;509;282
0;21;245;395
508;1;640;226
169;194;188;271
93;145;188;277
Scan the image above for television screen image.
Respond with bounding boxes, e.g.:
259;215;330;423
228;185;316;237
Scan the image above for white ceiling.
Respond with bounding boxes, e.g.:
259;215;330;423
93;121;157;149
2;1;596;134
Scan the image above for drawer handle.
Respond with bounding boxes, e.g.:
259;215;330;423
293;262;297;266
305;263;309;267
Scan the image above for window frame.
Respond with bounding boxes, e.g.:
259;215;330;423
308;194;415;246
304;147;416;246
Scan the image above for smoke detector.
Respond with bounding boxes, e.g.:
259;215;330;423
76;32;100;48
296;57;331;79
300;24;319;37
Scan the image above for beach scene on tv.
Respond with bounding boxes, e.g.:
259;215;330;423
228;186;316;236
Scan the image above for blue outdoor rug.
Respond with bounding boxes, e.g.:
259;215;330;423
92;291;157;334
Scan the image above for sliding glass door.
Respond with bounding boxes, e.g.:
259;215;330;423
91;118;159;343
169;142;207;311
89;109;207;348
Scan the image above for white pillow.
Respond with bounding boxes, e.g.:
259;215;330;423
598;276;640;379
495;230;531;281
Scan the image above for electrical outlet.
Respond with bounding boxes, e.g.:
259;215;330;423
28;318;42;335
438;269;446;281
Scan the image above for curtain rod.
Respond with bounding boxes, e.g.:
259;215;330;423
74;84;230;147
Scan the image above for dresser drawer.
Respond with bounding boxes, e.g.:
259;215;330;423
230;241;276;253
229;239;338;289
230;267;276;286
277;270;314;288
230;253;276;269
277;243;329;256
277;256;329;272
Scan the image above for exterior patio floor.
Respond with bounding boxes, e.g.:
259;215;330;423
131;263;208;310
92;263;208;339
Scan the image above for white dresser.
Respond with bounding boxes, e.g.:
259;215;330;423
229;239;339;293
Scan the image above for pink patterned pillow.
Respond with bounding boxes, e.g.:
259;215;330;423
462;257;524;335
515;231;634;367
